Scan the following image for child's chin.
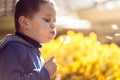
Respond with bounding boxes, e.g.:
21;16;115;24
41;39;52;43
41;37;55;43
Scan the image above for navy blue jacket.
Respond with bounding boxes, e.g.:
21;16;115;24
0;34;50;80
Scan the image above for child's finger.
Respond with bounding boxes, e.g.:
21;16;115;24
47;56;55;62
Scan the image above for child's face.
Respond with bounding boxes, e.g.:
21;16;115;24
25;1;57;43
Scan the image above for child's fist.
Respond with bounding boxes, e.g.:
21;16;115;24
44;56;57;76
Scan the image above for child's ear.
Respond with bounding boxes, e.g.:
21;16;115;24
18;16;30;30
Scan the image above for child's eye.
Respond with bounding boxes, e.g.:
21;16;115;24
44;18;50;22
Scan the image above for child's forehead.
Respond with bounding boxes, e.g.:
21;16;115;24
38;2;57;16
43;0;56;9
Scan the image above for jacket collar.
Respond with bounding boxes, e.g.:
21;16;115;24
15;31;42;48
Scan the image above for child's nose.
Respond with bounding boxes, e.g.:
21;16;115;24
50;22;56;29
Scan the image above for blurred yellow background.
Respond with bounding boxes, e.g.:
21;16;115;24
1;0;120;80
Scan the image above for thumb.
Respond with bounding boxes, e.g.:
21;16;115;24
46;56;55;62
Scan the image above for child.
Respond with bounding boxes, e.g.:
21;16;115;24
0;0;57;80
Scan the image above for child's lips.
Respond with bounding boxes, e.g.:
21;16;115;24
50;31;55;35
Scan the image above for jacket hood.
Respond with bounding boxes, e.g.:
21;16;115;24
0;34;33;50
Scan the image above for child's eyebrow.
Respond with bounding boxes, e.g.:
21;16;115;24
44;13;52;17
43;12;56;17
43;13;56;21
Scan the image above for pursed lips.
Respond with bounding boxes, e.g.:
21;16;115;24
50;31;55;35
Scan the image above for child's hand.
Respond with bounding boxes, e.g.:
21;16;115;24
44;56;57;76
